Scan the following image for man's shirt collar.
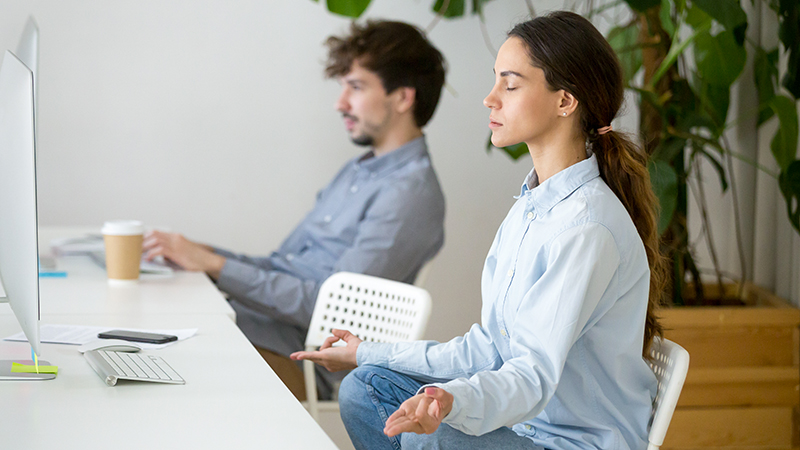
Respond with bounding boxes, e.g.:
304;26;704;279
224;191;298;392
353;136;428;176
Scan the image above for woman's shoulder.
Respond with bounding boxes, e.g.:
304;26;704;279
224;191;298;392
548;178;641;246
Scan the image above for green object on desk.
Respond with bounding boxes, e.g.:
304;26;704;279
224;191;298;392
11;362;58;375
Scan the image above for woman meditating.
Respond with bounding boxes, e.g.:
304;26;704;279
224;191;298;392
292;11;666;450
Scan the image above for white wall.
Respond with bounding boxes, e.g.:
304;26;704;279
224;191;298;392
0;1;643;341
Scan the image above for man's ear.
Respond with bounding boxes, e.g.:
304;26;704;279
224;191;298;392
394;87;416;115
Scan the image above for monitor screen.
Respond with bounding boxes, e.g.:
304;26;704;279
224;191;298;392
15;17;38;136
15;17;38;101
0;50;42;357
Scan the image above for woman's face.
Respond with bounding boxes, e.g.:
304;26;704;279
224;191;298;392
484;37;565;149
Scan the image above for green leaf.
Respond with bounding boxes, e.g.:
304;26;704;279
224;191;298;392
648;159;678;234
779;161;800;234
754;47;779;125
472;0;494;16
326;0;371;17
692;0;748;45
685;3;712;30
699;81;730;130
694;30;746;87
432;0;465;18
778;0;800;97
660;0;676;36
622;0;661;13
692;143;729;191
485;133;528;160
652;137;687;163
769;95;800;172
607;24;643;82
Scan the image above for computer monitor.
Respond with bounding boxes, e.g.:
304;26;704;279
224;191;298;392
0;50;54;380
15;17;38;137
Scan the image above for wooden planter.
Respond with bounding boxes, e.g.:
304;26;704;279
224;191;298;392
660;283;800;449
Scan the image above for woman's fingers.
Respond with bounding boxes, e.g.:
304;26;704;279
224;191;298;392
320;335;340;350
384;392;443;437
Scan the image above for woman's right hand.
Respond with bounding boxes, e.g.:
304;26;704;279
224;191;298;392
290;329;361;372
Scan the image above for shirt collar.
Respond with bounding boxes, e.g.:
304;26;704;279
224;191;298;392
517;153;601;213
353;136;428;176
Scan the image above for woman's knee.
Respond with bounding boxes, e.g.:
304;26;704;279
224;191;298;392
339;365;419;415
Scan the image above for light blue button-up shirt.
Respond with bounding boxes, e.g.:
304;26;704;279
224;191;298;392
358;154;656;450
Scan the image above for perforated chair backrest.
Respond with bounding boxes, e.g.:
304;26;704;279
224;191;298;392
647;337;690;449
305;272;432;347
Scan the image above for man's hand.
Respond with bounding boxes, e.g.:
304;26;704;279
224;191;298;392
383;386;454;437
290;329;361;372
142;230;226;278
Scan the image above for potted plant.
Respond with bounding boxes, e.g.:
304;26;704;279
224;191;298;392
599;1;800;447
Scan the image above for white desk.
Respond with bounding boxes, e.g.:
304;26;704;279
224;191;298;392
36;254;236;319
0;229;339;449
34;227;236;319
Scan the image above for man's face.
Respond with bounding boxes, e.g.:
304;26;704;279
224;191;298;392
335;61;394;147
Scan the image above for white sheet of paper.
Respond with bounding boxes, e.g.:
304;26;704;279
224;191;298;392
3;324;197;349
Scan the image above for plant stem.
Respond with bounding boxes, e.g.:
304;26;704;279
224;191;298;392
721;133;748;299
725;150;779;179
690;156;726;295
524;0;536;17
479;14;497;57
425;0;451;33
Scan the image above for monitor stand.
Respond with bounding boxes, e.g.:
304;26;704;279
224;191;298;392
0;359;56;380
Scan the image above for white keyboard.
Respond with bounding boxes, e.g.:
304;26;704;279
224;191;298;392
84;350;185;386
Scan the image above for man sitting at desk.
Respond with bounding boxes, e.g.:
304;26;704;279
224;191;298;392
142;20;446;400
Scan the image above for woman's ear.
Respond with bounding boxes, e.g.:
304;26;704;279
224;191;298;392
557;90;579;117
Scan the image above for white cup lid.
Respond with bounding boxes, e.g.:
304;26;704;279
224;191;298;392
102;220;144;236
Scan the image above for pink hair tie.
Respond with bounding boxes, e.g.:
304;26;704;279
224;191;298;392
597;125;613;135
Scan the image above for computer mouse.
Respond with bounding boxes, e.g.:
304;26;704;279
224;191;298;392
78;339;142;353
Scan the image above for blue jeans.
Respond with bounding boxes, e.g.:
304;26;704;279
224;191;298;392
339;365;544;450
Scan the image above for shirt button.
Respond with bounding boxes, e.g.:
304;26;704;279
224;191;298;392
507;269;514;277
323;215;332;223
286;254;294;261
527;212;534;220
525;424;532;430
350;185;358;193
500;329;507;337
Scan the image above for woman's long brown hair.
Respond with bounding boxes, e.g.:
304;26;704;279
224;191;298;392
509;12;667;357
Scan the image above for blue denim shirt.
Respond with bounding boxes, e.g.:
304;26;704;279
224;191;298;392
358;154;656;450
215;137;444;376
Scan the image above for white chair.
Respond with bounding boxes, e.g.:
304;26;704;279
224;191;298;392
303;272;433;421
647;337;690;450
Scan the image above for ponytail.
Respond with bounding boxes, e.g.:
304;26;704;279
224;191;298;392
592;131;666;357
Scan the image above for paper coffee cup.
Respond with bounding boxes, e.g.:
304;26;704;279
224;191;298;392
102;220;144;283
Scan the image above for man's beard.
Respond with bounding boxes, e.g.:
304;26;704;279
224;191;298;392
351;133;374;147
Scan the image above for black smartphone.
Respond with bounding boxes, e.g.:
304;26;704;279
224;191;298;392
97;329;178;344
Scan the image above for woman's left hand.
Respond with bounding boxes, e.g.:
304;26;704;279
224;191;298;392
383;386;454;437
